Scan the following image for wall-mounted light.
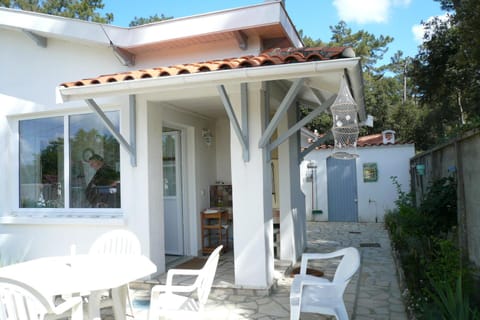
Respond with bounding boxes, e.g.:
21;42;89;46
202;128;213;147
306;160;317;182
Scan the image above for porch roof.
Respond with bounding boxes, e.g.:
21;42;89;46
56;46;366;121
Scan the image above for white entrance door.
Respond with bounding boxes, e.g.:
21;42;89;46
163;130;184;255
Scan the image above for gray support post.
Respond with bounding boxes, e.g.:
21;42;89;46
241;83;250;162
129;95;137;166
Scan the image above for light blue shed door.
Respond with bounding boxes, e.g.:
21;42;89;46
327;157;358;222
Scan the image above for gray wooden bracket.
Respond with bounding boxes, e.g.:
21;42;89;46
268;93;337;153
217;84;250;162
258;78;305;148
23;30;47;48
85;97;137;166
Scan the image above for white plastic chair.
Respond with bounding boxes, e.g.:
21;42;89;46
148;245;223;320
88;229;142;256
289;247;360;320
88;229;142;318
0;277;83;320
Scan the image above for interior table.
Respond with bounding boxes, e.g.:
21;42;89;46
0;254;157;320
201;209;229;254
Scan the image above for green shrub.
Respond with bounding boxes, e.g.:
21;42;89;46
385;176;478;319
424;274;480;320
420;176;457;234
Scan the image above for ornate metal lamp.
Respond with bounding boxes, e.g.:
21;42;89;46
331;77;359;159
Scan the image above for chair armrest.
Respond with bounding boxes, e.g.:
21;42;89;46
299;249;350;275
151;283;198;295
166;268;202;286
291;274;336;295
52;296;83;315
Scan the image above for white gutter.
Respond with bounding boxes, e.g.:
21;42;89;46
56;57;365;119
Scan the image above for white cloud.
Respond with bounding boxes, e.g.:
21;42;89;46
412;24;425;44
393;0;411;7
411;13;451;44
332;0;411;24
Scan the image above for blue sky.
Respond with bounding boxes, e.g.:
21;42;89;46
101;0;446;64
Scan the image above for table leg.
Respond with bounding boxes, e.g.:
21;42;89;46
88;291;102;320
111;285;128;320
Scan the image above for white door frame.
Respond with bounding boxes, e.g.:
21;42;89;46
164;124;195;256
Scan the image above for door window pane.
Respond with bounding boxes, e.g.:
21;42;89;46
19;117;64;208
70;112;121;208
163;133;177;197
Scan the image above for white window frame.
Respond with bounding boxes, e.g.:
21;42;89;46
1;109;124;225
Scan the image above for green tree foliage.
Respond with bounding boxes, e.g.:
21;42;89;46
301;21;413;139
329;21;394;74
410;0;480;149
129;13;173;27
0;0;113;23
301;10;480;151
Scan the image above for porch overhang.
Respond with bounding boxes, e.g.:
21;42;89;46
56;56;365;165
55;57;365;121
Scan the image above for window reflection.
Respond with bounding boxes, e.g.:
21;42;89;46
163;133;177;197
19;117;64;208
70;112;121;208
18;111;121;209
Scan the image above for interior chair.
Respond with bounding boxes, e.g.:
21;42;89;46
88;229;142;318
148;245;223;320
0;277;83;320
289;247;360;320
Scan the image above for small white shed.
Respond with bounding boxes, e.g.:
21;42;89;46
301;130;415;222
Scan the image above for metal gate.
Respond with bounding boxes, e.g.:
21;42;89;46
327;157;358;222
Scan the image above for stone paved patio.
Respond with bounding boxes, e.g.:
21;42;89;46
102;222;408;319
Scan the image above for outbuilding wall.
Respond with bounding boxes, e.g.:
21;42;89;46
301;144;415;222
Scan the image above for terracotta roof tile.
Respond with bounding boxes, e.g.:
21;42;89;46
60;47;353;88
303;132;411;152
357;134;384;147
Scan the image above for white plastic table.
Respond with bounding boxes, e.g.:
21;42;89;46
0;254;156;320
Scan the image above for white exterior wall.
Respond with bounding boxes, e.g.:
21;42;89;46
215;118;232;184
301;144;415;222
0;24;237;267
0;29;132;264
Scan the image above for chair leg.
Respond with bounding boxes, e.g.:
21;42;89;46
111;286;128;320
147;290;160;320
71;301;84;320
335;303;349;320
290;301;301;320
126;285;135;318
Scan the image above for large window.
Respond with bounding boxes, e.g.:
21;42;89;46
19;111;121;209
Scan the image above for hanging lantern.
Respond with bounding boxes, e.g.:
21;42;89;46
330;77;359;159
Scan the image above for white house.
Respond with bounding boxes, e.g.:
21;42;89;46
0;1;366;290
300;130;415;222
